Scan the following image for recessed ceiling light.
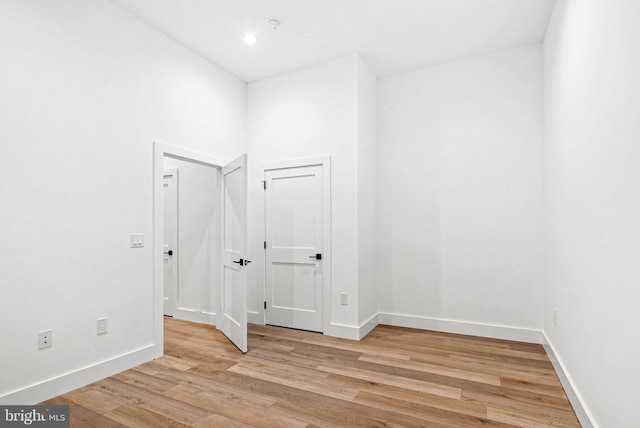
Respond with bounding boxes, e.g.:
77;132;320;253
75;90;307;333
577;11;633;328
243;33;256;44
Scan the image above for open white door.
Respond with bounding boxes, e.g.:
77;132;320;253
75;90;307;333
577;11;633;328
219;154;248;353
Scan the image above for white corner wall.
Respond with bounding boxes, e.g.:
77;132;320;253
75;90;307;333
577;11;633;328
162;157;219;324
543;1;640;426
0;0;245;404
377;45;544;340
356;57;379;331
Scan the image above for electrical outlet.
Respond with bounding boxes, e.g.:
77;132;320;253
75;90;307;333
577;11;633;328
553;308;558;326
130;233;144;248
340;293;348;305
97;317;108;335
38;330;53;349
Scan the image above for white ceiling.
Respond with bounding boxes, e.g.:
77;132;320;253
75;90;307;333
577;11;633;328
110;0;556;82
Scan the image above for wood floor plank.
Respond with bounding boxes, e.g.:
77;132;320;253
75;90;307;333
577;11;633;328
102;404;191;428
149;354;198;372
40;318;581;427
487;405;581;427
95;378;210;425
409;351;559;381
111;367;177;394
60;385;129;415
319;354;505;395
163;382;277;410
228;356;359;401
301;335;416;360
368;332;551;363
270;393;444;428
500;376;568;398
326;374;489;419
462;385;574;413
191;413;255;428
40;396;128;428
248;346;324;369
316;362;463;399
449;352;556;372
353;391;515;428
164;386;307;428
359;354;502;386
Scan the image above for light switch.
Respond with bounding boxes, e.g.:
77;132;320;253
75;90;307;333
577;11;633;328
340;293;348;305
130;233;144;248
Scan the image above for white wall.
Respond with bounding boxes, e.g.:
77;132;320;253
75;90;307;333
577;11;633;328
356;57;379;327
377;45;544;338
543;1;640;426
247;54;362;333
0;0;245;403
163;157;219;324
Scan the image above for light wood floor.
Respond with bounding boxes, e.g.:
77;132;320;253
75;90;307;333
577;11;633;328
42;318;581;427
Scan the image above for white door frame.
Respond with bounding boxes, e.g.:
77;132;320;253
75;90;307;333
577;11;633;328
152;140;228;357
257;155;331;334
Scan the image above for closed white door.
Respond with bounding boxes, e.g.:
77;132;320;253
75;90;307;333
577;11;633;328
163;169;178;317
219;155;248;353
265;164;324;332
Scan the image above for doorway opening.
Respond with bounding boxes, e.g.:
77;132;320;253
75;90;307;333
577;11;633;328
153;141;248;354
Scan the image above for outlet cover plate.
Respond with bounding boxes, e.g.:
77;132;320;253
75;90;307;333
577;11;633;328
130;233;144;248
38;330;53;349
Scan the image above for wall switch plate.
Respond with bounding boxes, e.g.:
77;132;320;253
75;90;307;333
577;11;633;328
553;308;557;326
340;293;348;305
97;318;108;335
130;233;144;248
38;330;53;349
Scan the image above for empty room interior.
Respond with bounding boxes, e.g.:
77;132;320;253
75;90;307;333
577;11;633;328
1;0;638;427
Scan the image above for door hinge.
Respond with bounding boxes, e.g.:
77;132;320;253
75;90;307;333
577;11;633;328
264;301;267;310
264;241;267;249
262;180;266;190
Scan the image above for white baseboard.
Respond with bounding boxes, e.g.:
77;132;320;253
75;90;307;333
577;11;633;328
326;322;361;340
247;311;263;325
175;308;216;325
327;312;543;343
358;313;380;339
378;312;544;344
0;344;158;405
325;314;381;340
542;332;597;428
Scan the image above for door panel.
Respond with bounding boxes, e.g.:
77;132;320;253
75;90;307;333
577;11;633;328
271;174;316;248
219;155;248;353
163;169;178;317
271;262;317;311
265;165;323;332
